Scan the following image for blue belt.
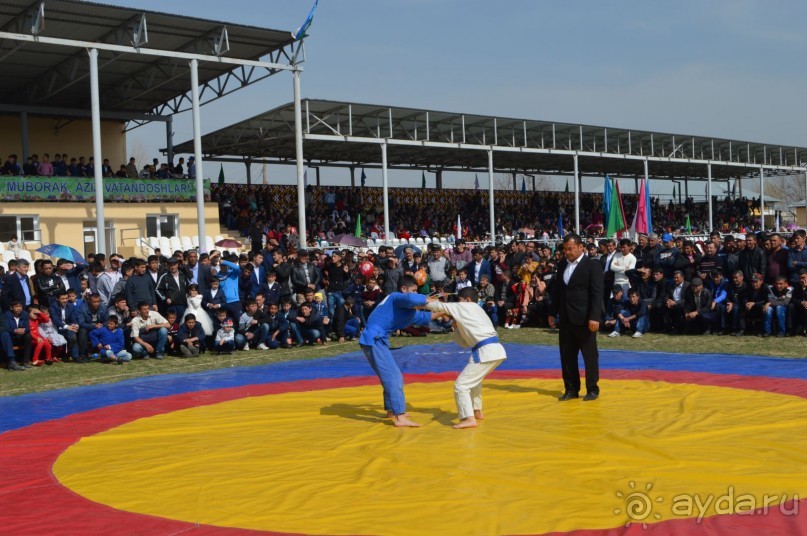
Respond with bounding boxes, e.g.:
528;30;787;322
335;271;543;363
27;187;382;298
471;336;500;363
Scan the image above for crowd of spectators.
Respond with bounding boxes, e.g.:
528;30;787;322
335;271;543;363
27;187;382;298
3;225;805;372
213;184;764;244
2;153;197;180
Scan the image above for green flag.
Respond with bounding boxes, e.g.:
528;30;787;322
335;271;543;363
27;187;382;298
355;213;361;237
605;179;627;237
218;164;225;185
685;214;692;234
422;171;426;189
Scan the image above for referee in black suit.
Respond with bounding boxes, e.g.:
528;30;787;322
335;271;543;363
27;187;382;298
548;233;604;401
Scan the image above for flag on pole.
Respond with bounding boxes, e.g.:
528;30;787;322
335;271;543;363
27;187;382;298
474;174;480;190
521;176;526;193
360;168;366;188
685;214;692;234
630;179;650;239
672;184;676;201
292;0;319;40
217;164;225;185
558;212;564;239
355;213;362;237
565;179;569;193
261;162;268;185
606;179;628;237
645;178;653;234
457;215;462;241
602;175;613;224
422;171;426;189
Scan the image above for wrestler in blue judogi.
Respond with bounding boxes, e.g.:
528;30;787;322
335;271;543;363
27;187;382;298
359;275;434;427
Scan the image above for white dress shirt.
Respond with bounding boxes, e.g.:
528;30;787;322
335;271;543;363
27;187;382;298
563;253;586;285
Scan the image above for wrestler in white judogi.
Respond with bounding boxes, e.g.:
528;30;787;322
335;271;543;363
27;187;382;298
426;288;507;429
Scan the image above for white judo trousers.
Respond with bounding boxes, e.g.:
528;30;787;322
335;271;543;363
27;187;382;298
454;356;503;419
426;300;507;420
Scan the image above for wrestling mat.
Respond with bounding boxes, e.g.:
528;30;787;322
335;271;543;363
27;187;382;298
1;343;806;535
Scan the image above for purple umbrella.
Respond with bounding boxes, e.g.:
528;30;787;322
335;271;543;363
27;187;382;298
786;223;800;231
334;234;367;248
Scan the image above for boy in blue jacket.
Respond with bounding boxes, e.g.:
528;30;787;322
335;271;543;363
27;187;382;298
90;315;131;364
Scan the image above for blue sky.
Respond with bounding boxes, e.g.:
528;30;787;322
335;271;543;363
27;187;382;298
98;0;807;195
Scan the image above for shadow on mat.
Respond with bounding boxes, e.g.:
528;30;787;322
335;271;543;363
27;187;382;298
486;382;561;398
321;404;391;424
320;403;457;427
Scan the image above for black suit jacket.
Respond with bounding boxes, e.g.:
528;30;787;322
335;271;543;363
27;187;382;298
2;272;34;310
550;255;604;326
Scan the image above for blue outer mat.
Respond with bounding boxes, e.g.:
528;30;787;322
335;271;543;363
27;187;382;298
2;342;806;434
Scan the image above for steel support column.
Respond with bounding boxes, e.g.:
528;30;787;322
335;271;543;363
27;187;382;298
488;149;495;245
89;49;106;255
190;59;206;252
293;69;306;250
382;142;390;244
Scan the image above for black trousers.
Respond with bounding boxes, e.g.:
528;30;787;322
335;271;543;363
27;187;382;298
558;321;600;395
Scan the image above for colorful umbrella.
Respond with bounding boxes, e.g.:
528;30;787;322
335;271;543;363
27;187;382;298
36;244;86;264
215;239;242;248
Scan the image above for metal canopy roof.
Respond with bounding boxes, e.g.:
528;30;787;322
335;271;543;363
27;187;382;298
172;99;807;180
0;0;297;118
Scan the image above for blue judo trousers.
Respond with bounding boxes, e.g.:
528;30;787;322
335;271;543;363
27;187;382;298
359;292;432;416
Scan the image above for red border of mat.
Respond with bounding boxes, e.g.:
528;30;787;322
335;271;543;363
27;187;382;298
1;369;805;536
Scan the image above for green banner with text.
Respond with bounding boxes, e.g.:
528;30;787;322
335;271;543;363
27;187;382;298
0;177;211;202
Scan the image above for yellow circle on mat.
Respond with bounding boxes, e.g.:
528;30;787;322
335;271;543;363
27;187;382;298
54;379;807;535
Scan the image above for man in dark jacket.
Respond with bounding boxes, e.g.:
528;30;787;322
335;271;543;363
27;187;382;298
33;259;65;309
682;278;715;334
290;250;320;304
50;290;80;361
738;233;766;283
1;302;28;370
548;234;604;401
333;296;361;342
76;293;109;360
125;259;157;311
156;258;188;319
296;301;325;345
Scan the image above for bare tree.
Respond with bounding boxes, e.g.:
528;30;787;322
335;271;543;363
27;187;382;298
127;140;150;169
760;174;806;222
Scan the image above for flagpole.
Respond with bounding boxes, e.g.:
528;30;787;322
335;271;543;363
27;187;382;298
573;154;580;234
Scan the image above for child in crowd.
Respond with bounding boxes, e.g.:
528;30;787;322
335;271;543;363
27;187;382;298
214;318;236;354
604;286;626;337
455;268;472;292
165;309;180;355
280;299;302;347
90;315;132;364
29;307;66;365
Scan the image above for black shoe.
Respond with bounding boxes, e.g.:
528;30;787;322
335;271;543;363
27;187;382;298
558;391;579;401
583;392;599;401
8;363;26;371
762;333;771;338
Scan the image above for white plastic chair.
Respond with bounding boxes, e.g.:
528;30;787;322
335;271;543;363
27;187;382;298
0;261;7;272
169;236;182;252
147;237;160;250
415;237;424;245
17;250;33;263
158;236;171;254
181;236;193;251
205;236;216;252
191;235;200;248
1;251;15;263
0;242;5;253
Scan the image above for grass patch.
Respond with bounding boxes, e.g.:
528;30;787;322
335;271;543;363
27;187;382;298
2;329;804;397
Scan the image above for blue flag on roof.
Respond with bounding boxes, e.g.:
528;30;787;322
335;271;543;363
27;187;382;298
521;176;526;193
558;213;564;239
293;0;319;41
